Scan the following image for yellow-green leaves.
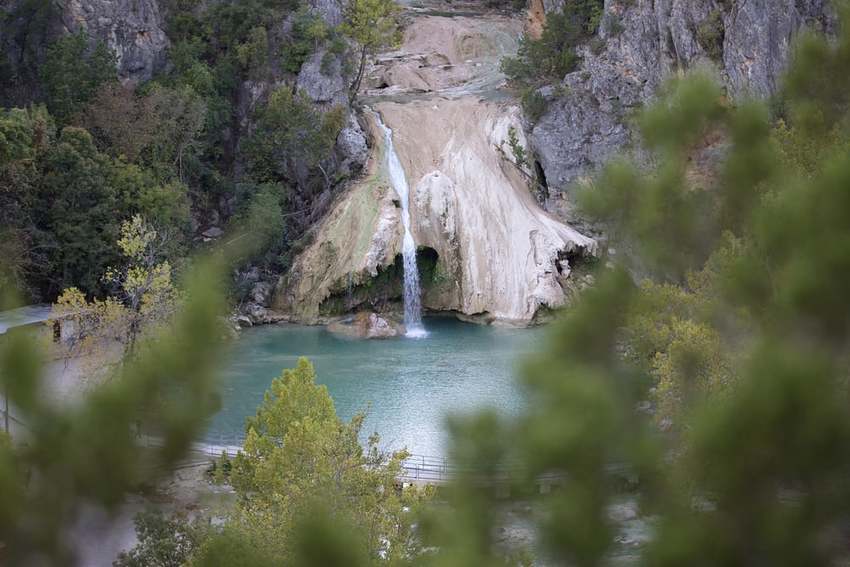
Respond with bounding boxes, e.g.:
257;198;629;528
0;254;227;564
340;0;402;52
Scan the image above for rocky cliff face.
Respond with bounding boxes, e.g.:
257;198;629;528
0;0;169;98
61;0;169;82
274;3;597;326
530;0;835;230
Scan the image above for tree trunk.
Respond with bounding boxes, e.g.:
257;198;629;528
350;45;368;102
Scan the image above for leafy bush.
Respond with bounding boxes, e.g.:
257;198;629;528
520;87;549;123
281;9;330;73
115;511;205;567
247;87;345;186
697;9;725;62
505;125;528;168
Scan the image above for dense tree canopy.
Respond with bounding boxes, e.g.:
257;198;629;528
0;112;190;299
1;0;366;302
40;31;117;124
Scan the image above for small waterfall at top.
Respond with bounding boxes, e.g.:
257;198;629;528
377;116;427;338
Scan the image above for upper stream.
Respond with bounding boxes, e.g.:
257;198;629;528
206;318;543;456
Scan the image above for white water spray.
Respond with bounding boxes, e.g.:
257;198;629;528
378;117;427;338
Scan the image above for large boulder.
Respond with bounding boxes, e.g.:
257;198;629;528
328;312;402;339
297;48;348;108
335;114;369;176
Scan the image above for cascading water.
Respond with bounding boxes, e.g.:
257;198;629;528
377;116;427;338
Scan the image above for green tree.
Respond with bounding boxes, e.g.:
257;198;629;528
0;106;54;298
340;0;403;100
501;1;603;88
115;510;205;567
280;9;330;74
199;358;425;564
52;215;180;364
79;83;206;182
37;126;123;295
247;87;345;188
22;122;190;298
40;31;117;124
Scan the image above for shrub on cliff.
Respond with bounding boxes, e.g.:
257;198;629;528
501;0;603;88
247;87;345;189
40;31;117;124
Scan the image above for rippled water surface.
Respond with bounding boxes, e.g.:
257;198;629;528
206;317;543;456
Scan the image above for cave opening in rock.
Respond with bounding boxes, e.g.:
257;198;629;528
317;247;441;317
557;247;594;277
534;159;550;202
415;247;440;287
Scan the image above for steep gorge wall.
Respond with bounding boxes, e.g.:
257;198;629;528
0;0;168;105
530;0;835;231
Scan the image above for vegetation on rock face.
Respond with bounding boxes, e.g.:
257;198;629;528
501;0;604;89
505;125;529;168
1;0;381;303
248;88;346;187
40;31;117;124
696;8;725;63
340;0;403;100
0;108;190;299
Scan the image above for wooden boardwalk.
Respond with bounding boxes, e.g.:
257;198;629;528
179;438;459;485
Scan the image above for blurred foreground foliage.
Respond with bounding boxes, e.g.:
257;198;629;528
0;252;227;565
421;3;850;566
0;221;275;564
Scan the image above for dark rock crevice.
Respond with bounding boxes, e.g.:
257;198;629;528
318;247;441;317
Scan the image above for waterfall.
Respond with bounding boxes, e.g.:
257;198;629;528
378;117;427;338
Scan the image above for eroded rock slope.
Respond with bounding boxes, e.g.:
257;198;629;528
274;2;597;325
